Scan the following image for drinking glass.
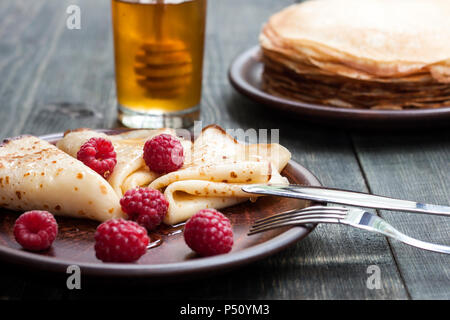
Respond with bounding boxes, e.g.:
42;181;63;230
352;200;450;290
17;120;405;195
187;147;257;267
111;0;207;128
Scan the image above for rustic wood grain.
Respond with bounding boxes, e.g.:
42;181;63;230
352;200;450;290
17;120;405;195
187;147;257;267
0;0;446;300
20;0;118;135
352;132;450;299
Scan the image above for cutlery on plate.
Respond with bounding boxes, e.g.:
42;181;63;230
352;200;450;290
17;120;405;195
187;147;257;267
243;184;450;254
242;184;450;217
248;205;450;254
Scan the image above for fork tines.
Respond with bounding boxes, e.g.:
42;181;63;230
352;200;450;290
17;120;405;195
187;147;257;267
248;206;348;235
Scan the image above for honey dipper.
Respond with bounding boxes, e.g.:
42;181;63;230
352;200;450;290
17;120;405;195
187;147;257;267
134;0;193;98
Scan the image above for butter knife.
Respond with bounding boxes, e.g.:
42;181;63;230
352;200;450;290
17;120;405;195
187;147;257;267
241;184;450;217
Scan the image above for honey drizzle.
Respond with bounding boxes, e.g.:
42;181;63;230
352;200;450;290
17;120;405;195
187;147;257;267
146;222;185;250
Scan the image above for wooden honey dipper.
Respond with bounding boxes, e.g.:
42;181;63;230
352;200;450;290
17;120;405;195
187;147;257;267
134;0;193;98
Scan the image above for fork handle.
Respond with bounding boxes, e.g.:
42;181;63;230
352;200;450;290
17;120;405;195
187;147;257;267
342;209;450;254
241;185;450;217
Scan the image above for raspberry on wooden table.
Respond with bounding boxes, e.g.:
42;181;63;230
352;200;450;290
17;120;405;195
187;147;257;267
183;209;234;257
13;210;58;251
77;137;117;179
120;187;169;231
94;219;149;263
143;134;184;173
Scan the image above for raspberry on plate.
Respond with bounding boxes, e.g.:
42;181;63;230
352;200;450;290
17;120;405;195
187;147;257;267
13;210;58;251
143;134;184;173
120;187;169;231
183;209;233;257
94;219;149;263
77;137;117;179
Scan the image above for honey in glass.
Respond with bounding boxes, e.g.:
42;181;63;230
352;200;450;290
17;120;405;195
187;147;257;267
111;0;207;128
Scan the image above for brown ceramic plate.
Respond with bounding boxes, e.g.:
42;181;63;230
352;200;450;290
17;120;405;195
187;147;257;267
228;46;450;129
0;129;320;280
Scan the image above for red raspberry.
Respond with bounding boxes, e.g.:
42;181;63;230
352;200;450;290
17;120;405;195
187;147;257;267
94;219;149;263
120;187;169;231
184;209;233;256
143;134;184;173
77;137;117;179
13;211;58;251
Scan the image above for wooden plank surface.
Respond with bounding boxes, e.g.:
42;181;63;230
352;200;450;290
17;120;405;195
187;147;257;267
0;0;447;300
352;132;450;299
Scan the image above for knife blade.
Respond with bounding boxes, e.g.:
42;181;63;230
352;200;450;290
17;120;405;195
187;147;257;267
241;184;450;217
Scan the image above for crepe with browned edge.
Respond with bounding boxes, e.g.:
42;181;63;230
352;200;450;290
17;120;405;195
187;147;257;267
56;128;192;197
0;126;291;225
0;135;125;221
149;125;291;224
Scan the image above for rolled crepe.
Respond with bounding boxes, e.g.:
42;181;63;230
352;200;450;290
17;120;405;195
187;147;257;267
54;125;291;225
149;125;291;224
0;135;124;221
158;167;288;224
122;168;159;194
56;128;192;196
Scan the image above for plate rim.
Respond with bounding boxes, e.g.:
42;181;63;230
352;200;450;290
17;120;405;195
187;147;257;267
0;130;321;278
228;46;450;125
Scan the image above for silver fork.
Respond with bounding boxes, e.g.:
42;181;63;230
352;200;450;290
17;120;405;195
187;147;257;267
249;206;450;254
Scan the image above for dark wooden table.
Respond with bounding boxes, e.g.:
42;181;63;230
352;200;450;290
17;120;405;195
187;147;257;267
0;0;448;300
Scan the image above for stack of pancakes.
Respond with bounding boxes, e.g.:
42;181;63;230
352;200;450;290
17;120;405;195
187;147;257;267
259;0;450;110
